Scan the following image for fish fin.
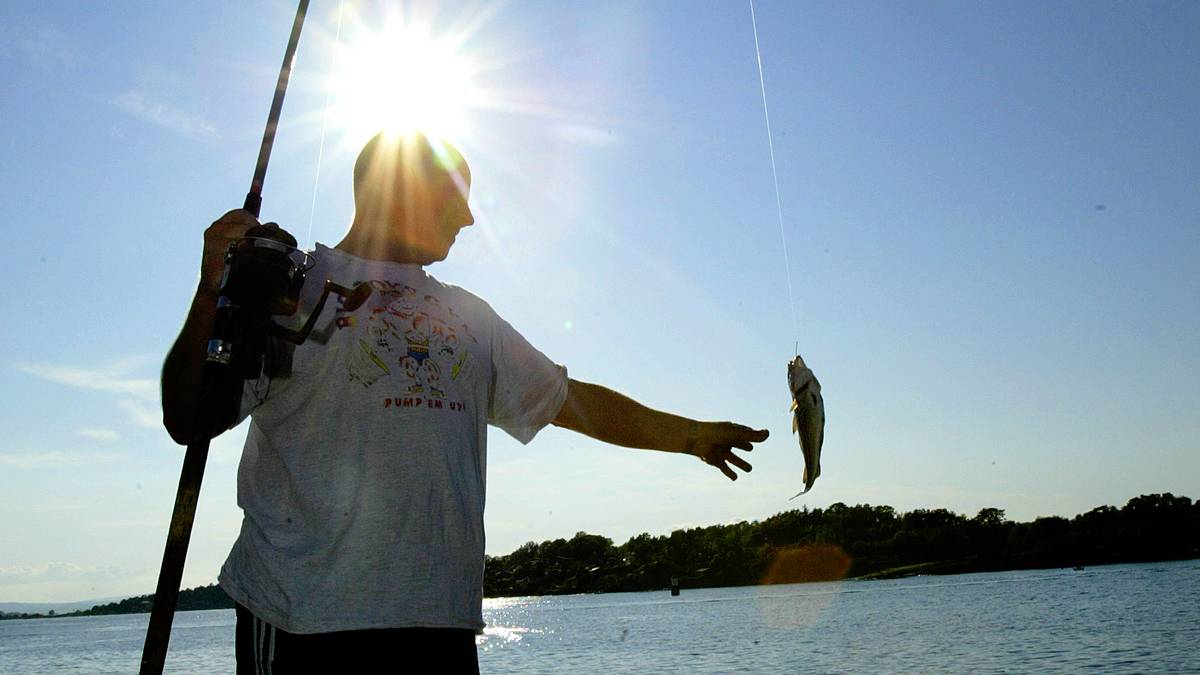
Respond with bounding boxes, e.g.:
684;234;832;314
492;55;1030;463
788;486;810;500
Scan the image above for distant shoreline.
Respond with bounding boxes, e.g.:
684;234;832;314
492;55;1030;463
4;557;1197;622
5;492;1195;620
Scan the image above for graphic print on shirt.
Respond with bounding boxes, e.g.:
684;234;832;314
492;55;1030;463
335;280;478;411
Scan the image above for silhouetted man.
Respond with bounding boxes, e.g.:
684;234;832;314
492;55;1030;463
161;132;767;672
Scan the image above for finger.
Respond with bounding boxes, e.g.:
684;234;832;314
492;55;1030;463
717;462;737;481
717;424;769;444
205;226;254;249
729;455;753;473
732;440;754;452
208;209;261;236
729;426;769;442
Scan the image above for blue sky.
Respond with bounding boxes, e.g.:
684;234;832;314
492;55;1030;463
1;0;1196;604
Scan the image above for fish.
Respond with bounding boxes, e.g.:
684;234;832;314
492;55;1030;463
788;354;825;498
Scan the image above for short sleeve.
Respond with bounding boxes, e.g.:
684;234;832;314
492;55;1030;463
488;315;568;444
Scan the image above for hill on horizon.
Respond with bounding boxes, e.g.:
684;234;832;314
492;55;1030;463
0;597;125;614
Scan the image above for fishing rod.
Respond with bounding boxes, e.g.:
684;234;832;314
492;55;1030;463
140;2;315;672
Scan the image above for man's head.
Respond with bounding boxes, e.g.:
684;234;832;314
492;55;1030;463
350;132;474;264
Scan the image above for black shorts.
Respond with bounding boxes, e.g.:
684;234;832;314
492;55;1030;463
235;604;479;674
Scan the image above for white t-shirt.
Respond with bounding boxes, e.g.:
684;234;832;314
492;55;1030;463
219;244;567;634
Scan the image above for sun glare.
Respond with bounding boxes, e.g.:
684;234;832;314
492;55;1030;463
330;15;482;145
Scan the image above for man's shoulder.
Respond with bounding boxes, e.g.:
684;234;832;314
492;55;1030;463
423;273;494;313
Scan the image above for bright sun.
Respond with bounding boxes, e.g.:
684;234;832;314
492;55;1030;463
330;13;482;145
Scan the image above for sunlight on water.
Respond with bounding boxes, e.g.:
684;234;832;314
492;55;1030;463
478;624;547;650
754;581;843;630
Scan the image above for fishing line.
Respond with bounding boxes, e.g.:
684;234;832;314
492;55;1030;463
749;0;799;344
305;0;347;249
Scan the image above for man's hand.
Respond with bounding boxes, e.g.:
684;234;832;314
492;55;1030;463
161;208;261;444
199;209;261;295
686;421;767;481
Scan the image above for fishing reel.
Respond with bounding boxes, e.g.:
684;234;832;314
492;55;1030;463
204;223;372;426
219;224;309;320
207;223;309;382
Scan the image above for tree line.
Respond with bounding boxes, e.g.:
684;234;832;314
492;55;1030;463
0;583;238;620
483;492;1198;596
3;493;1194;619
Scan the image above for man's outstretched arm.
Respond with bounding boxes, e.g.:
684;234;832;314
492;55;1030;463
551;378;768;480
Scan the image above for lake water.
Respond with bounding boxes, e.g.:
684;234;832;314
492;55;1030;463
2;561;1197;673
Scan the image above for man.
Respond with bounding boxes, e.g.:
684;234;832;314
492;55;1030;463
161;133;768;672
